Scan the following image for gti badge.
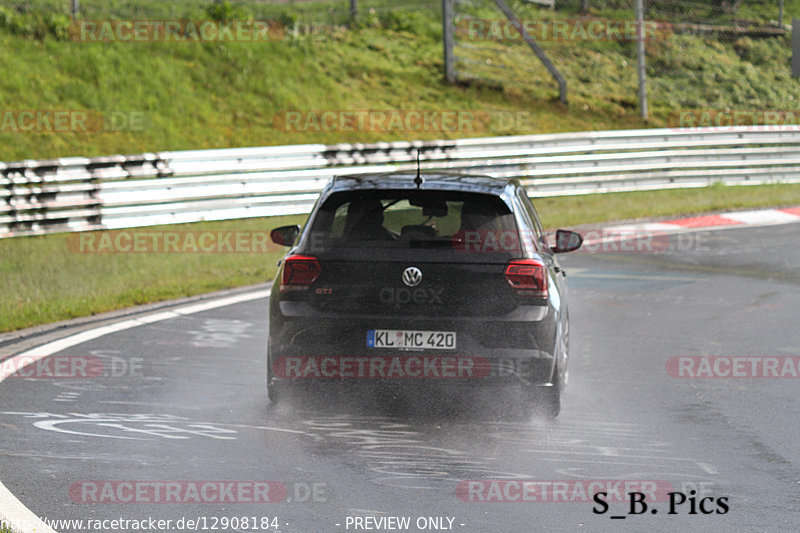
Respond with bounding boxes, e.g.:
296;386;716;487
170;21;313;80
402;266;423;287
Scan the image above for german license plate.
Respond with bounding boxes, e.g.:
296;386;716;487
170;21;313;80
367;330;456;350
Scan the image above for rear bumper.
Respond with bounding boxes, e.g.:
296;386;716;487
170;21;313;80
267;377;556;406
268;315;558;386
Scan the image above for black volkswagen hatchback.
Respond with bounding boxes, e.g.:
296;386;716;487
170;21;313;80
267;172;582;417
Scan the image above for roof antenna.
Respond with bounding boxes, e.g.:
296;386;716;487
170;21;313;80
414;148;423;189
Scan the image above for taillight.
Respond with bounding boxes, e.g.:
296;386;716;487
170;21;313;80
281;255;321;292
504;259;548;298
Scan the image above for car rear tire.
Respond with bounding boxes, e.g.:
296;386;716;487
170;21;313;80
530;362;562;419
267;355;281;405
539;370;561;419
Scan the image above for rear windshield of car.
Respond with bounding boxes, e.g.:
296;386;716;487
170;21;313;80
307;189;518;249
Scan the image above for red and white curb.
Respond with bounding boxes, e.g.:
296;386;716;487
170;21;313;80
580;206;800;248
607;205;800;233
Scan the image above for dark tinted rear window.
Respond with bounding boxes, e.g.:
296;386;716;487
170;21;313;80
308;190;517;249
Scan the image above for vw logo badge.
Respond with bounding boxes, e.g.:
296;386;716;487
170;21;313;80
402;266;422;287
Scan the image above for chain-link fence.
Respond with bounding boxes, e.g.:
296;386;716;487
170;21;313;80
5;0;779;25
450;0;793;124
0;0;441;47
452;0;643;105
555;0;786;26
1;0;439;23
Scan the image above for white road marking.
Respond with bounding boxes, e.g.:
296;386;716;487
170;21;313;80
697;462;719;475
568;270;699;282
0;289;270;533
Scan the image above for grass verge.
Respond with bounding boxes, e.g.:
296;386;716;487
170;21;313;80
3;183;800;334
0;215;300;333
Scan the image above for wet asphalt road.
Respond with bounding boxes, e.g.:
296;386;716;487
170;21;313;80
1;223;799;533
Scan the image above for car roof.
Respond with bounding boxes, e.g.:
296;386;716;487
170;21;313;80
328;172;518;195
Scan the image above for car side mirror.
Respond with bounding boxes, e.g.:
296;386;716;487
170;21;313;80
552;229;582;253
270;225;301;247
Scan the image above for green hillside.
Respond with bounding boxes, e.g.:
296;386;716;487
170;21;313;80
1;1;797;161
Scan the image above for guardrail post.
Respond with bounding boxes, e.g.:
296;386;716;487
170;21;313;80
443;0;456;83
793;19;800;77
636;0;648;119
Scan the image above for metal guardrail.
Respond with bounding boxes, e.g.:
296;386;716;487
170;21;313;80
3;126;800;238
